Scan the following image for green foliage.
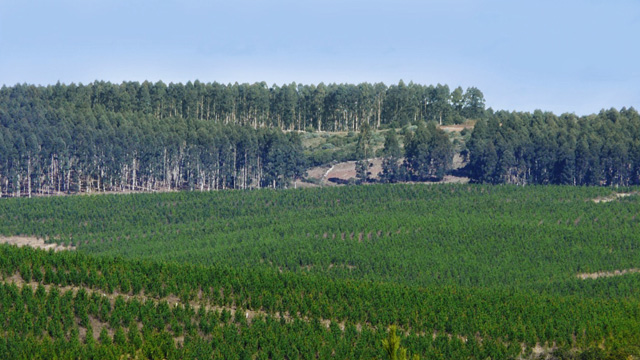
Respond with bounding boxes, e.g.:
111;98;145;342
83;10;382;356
381;326;420;360
0;81;487;195
404;122;454;180
382;130;402;158
1;184;640;291
355;159;371;183
355;122;374;159
462;87;485;119
0;184;639;358
379;130;405;183
467;108;640;186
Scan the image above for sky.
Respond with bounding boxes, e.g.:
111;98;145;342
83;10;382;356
0;0;638;115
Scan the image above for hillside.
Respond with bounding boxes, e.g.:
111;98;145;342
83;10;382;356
1;82;638;197
1;184;640;358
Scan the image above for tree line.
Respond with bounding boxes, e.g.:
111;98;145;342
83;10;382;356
0;99;306;196
467;107;640;186
2;81;485;132
350;122;455;184
0;81;484;196
4;80;640;194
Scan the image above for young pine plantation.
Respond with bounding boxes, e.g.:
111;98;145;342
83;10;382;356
0;184;639;359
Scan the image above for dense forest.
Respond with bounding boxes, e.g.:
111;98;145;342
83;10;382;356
1;80;638;196
1;81;484;131
467;107;640;186
0;81;481;196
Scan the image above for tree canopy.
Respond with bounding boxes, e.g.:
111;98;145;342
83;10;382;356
404;122;454;181
467;108;640;186
0;81;485;195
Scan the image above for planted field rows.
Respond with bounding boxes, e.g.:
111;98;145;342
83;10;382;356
1;184;640;358
1;184;639;290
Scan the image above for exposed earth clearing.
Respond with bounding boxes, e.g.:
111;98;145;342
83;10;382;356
0;235;74;251
592;192;638;203
577;268;640;280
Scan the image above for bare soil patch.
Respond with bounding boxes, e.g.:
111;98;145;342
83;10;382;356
439;124;473;132
305;158;386;185
306;154;469;186
0;235;74;251
306;165;332;180
326;161;359;184
438;175;470;184
592;192;638;203
577;268;640;280
328;263;357;270
292;180;319;188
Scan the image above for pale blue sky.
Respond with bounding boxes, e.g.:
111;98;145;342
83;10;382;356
1;0;638;115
